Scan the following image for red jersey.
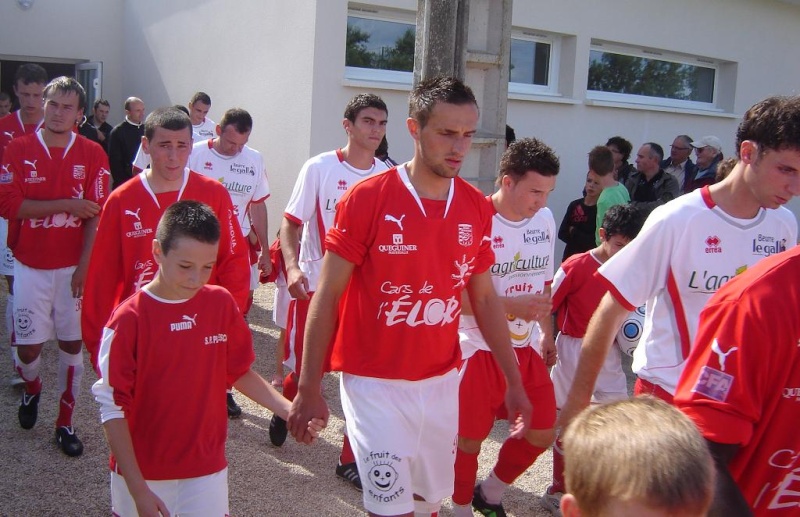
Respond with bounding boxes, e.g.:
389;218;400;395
82;169;250;367
92;285;254;480
326;165;495;380
551;250;606;338
675;246;800;515
0;131;109;268
0;110;43;164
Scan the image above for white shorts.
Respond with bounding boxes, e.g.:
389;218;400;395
341;369;459;516
272;274;289;329
110;468;228;517
13;261;81;345
0;218;14;277
550;333;628;408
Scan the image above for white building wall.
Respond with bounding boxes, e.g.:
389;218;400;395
0;0;124;122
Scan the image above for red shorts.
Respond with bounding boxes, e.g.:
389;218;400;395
284;294;332;374
634;378;674;404
459;347;556;440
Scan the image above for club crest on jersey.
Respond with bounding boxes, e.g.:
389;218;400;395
170;314;197;332
72;165;85;180
704;235;722;254
458;224;473;247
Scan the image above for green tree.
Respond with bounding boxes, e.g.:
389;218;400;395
588;52;691;100
382;28;415;72
346;24;373;68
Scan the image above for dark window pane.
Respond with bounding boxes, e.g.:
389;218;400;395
346;16;415;72
510;38;550;86
588;49;715;103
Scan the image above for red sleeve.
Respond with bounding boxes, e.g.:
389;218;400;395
209;188;250;312
94;305;138;423
472;195;495;275
325;180;376;266
551;266;573;317
0;139;27;221
675;295;772;446
82;195;125;372
85;144;111;207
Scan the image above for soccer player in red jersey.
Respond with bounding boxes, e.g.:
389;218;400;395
288;77;532;517
0;76;110;456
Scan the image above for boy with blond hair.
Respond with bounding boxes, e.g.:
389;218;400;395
561;396;714;517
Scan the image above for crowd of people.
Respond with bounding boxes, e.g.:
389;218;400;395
1;61;799;517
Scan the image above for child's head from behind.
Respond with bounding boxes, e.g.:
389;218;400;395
598;204;645;258
561;396;714;517
152;200;221;300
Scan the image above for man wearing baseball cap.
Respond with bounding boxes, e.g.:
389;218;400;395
686;135;723;192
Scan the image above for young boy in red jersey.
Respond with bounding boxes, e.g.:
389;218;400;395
92;201;324;517
543;204;645;514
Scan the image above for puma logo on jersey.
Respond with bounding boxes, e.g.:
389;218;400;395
711;339;738;372
125;208;142;221
3;131;14;139
170;314;198;332
385;213;405;231
23;159;37;169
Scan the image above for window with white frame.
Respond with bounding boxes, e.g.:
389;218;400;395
587;41;720;110
509;30;560;95
345;5;416;84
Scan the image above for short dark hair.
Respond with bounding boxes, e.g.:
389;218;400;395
172;104;190;116
156;200;220;255
409;76;478;129
144;107;192;141
93;99;110;110
0;92;10;102
606;136;633;162
645;142;664;162
344;93;387;123
736;96;800;157
588;146;614;176
601;204;645;241
220;108;253;134
189;91;211;106
505;125;516;147
497;137;560;185
14;63;48;87
43;76;86;111
675;134;693;147
124;97;143;112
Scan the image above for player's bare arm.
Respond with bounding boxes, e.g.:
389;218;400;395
249;201;271;275
705;441;752;516
557;292;628;430
279;216;309;300
102;418;171;517
17;198;100;219
466;270;533;438
288;251;354;443
537;284;557;367
72;216;100;298
500;292;552;322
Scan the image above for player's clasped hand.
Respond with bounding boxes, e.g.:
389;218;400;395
288;391;330;444
507;293;552;322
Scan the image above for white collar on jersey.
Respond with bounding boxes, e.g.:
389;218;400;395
396;164;454;217
16;110;44;133
140;167;190;209
35;128;77;158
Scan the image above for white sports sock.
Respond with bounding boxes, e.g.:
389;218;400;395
452;503;473;517
479;471;509;505
57;349;84;402
13;346;40;382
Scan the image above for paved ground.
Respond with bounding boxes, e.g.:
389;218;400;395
0;283;634;516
